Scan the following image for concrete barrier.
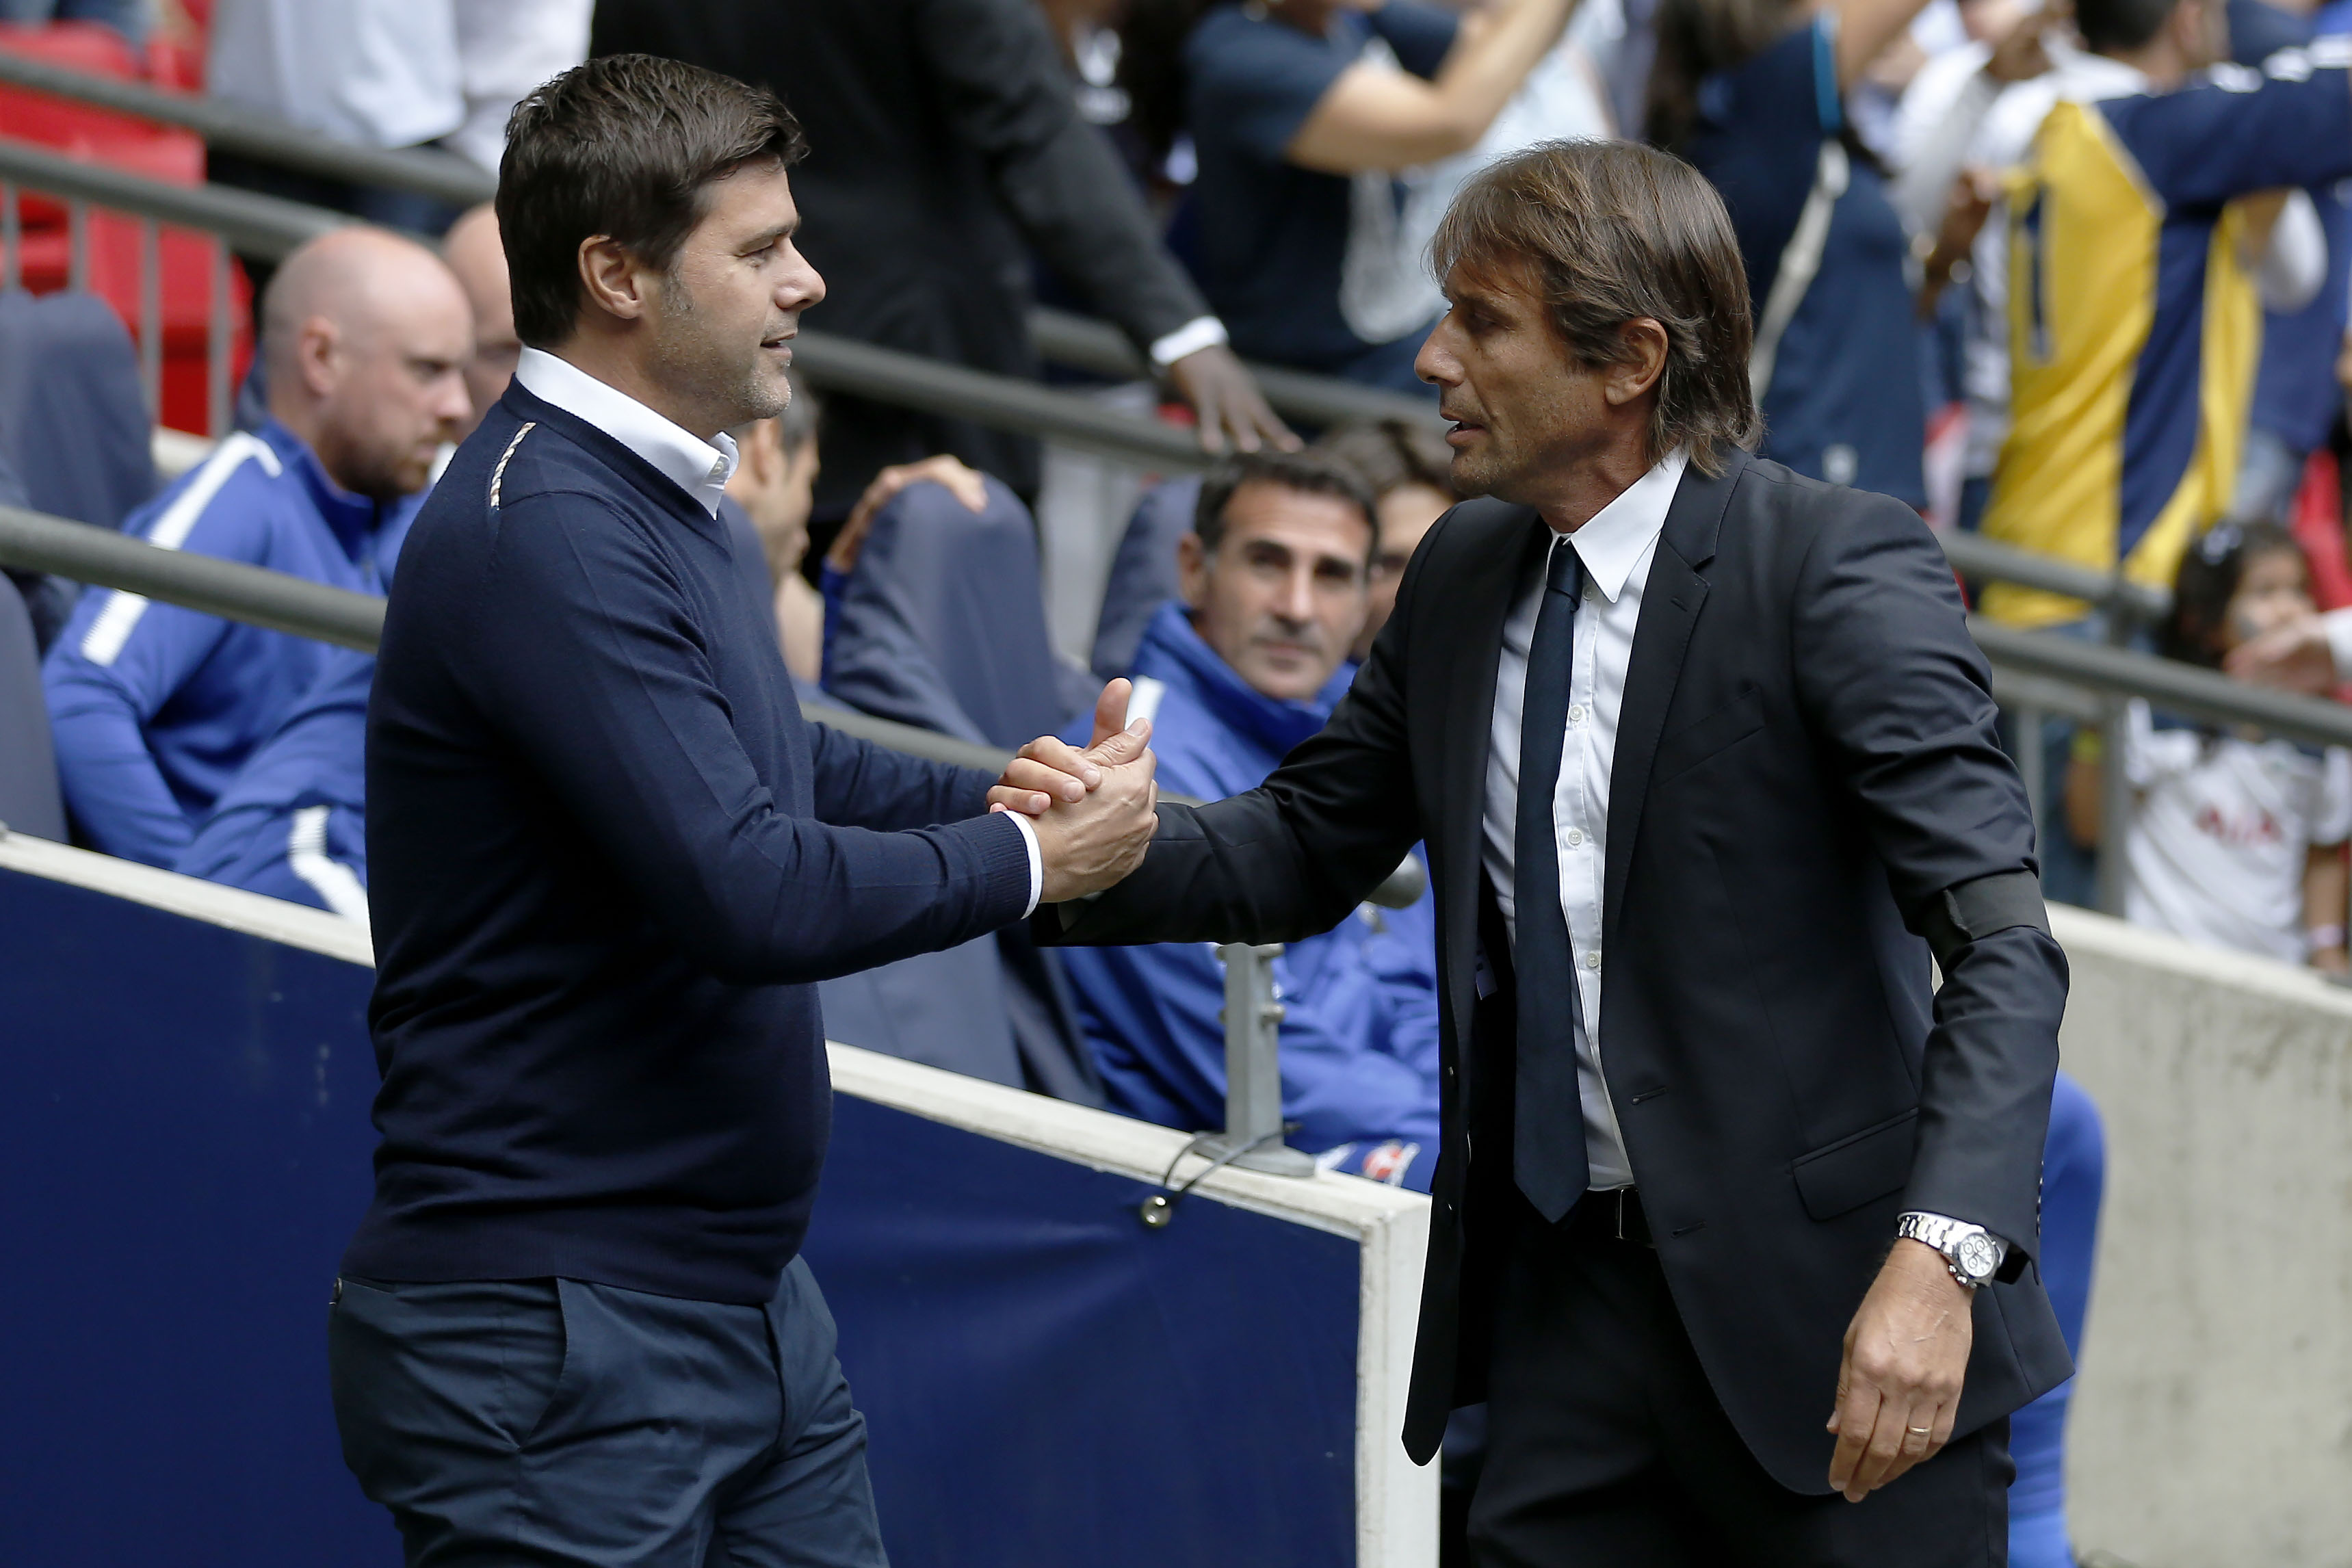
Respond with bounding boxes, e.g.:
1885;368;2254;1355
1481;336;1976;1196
2050;904;2352;1568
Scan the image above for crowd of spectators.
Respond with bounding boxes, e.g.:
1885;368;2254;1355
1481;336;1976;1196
10;0;2352;1557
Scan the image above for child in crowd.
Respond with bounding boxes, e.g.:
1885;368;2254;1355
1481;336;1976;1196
2068;521;2352;971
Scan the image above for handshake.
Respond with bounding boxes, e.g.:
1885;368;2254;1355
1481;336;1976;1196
984;679;1162;904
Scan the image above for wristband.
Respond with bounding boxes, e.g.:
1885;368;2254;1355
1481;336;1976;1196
2308;924;2346;952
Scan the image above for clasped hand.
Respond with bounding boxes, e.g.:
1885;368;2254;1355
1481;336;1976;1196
984;679;1160;902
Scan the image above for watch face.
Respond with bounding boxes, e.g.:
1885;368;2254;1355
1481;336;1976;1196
1957;1232;2000;1281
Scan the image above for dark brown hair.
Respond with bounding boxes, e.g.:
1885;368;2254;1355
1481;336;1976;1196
1315;418;1459;506
1194;449;1378;555
2162;521;2304;668
1647;0;1805;154
1431;140;1760;475
497;54;809;348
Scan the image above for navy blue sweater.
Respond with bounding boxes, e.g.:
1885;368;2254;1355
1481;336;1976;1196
348;384;1034;1303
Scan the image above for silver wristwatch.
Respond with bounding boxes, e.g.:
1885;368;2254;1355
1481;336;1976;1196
1895;1212;2004;1290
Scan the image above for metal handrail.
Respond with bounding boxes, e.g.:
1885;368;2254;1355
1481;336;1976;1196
0;51;1442;432
0;49;497;207
0;142;1215;475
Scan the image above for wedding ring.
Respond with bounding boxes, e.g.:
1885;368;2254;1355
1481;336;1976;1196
1907;1425;1933;1436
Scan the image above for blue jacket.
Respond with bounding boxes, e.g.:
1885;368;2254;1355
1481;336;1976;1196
42;420;417;867
175;646;373;918
1059;599;1441;1189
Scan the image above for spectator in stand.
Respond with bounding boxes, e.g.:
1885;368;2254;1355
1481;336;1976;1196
727;384;829;686
2067;522;2352;971
1972;0;2352;633
438;205;523;441
42;228;470;868
207;0;590;237
1316;417;1458;658
1650;0;1946;507
1058;451;1442;1189
588;0;1295;530
176;647;374;922
1128;0;1582;393
2229;0;2352;525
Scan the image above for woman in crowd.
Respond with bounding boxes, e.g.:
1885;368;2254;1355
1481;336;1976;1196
1123;0;1597;391
1649;0;1941;506
2068;522;2352;973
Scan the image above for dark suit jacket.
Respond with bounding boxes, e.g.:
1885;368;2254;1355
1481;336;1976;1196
590;0;1209;513
1042;452;2074;1489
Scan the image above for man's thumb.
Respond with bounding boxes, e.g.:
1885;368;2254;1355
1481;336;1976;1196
1089;679;1133;749
1086;716;1151;768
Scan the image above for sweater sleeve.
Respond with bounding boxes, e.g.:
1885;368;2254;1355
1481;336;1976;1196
474;492;1034;986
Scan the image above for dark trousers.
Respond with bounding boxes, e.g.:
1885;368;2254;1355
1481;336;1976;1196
328;1257;888;1568
1469;1202;2011;1568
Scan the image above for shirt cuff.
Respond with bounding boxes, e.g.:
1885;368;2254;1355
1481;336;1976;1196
1005;808;1043;918
2323;607;2352;682
1148;315;1229;369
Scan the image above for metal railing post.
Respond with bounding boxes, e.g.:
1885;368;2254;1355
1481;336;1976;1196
138;217;161;416
2015;701;2047;841
1;180;17;291
1202;943;1314;1177
208;238;231;439
66;197;88;292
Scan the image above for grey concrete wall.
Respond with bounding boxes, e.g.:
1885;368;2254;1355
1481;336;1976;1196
2050;905;2352;1568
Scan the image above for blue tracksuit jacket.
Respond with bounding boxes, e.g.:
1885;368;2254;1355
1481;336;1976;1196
1060;599;1441;1189
42;419;417;867
176;646;373;918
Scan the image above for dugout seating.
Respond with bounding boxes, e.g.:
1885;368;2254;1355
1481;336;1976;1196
0;286;155;530
0;571;64;840
1089;474;1199;681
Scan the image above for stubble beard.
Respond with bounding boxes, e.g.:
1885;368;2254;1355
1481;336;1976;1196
653;272;788;432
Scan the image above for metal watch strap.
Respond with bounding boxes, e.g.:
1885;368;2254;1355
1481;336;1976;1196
1896;1212;1998;1288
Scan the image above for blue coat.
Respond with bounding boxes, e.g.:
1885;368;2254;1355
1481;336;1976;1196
1060;600;1441;1189
175;646;373;917
42;420;417;867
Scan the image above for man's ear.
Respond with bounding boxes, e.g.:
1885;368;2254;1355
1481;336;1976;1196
296;316;341;399
1602;318;1670;408
1177;530;1216;611
577;235;652;325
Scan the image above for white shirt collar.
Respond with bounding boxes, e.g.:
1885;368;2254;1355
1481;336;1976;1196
513;346;740;517
1558;447;1689;605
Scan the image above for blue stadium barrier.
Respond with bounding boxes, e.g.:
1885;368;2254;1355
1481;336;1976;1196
0;829;1435;1567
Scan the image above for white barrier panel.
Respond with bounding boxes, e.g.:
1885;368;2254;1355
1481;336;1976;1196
2049;904;2352;1568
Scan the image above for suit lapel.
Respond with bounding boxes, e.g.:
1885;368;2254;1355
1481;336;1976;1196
1435;503;1551;1047
1602;453;1744;952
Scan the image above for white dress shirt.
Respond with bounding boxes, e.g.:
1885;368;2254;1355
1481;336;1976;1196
1482;448;1688;1190
510;346;1043;913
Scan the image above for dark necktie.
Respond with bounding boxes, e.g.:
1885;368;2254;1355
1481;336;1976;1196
1515;539;1591;1224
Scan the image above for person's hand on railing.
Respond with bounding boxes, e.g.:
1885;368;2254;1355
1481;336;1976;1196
1165;344;1301;457
826;454;990;577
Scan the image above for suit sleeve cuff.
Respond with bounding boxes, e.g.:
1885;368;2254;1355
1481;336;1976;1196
1005;809;1043;918
1148;315;1229;369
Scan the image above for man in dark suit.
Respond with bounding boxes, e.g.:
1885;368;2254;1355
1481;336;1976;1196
588;0;1294;523
1034;139;2072;1563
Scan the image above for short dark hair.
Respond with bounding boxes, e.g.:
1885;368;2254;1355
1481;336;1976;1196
1433;140;1760;476
2074;0;2183;55
497;55;809;348
2162;520;2304;668
1194;450;1378;556
1314;419;1459;506
777;371;820;456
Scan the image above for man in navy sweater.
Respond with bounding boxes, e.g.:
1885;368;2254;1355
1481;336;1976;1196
329;55;1158;1567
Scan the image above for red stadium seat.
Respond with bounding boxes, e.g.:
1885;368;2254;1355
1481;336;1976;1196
0;22;250;434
